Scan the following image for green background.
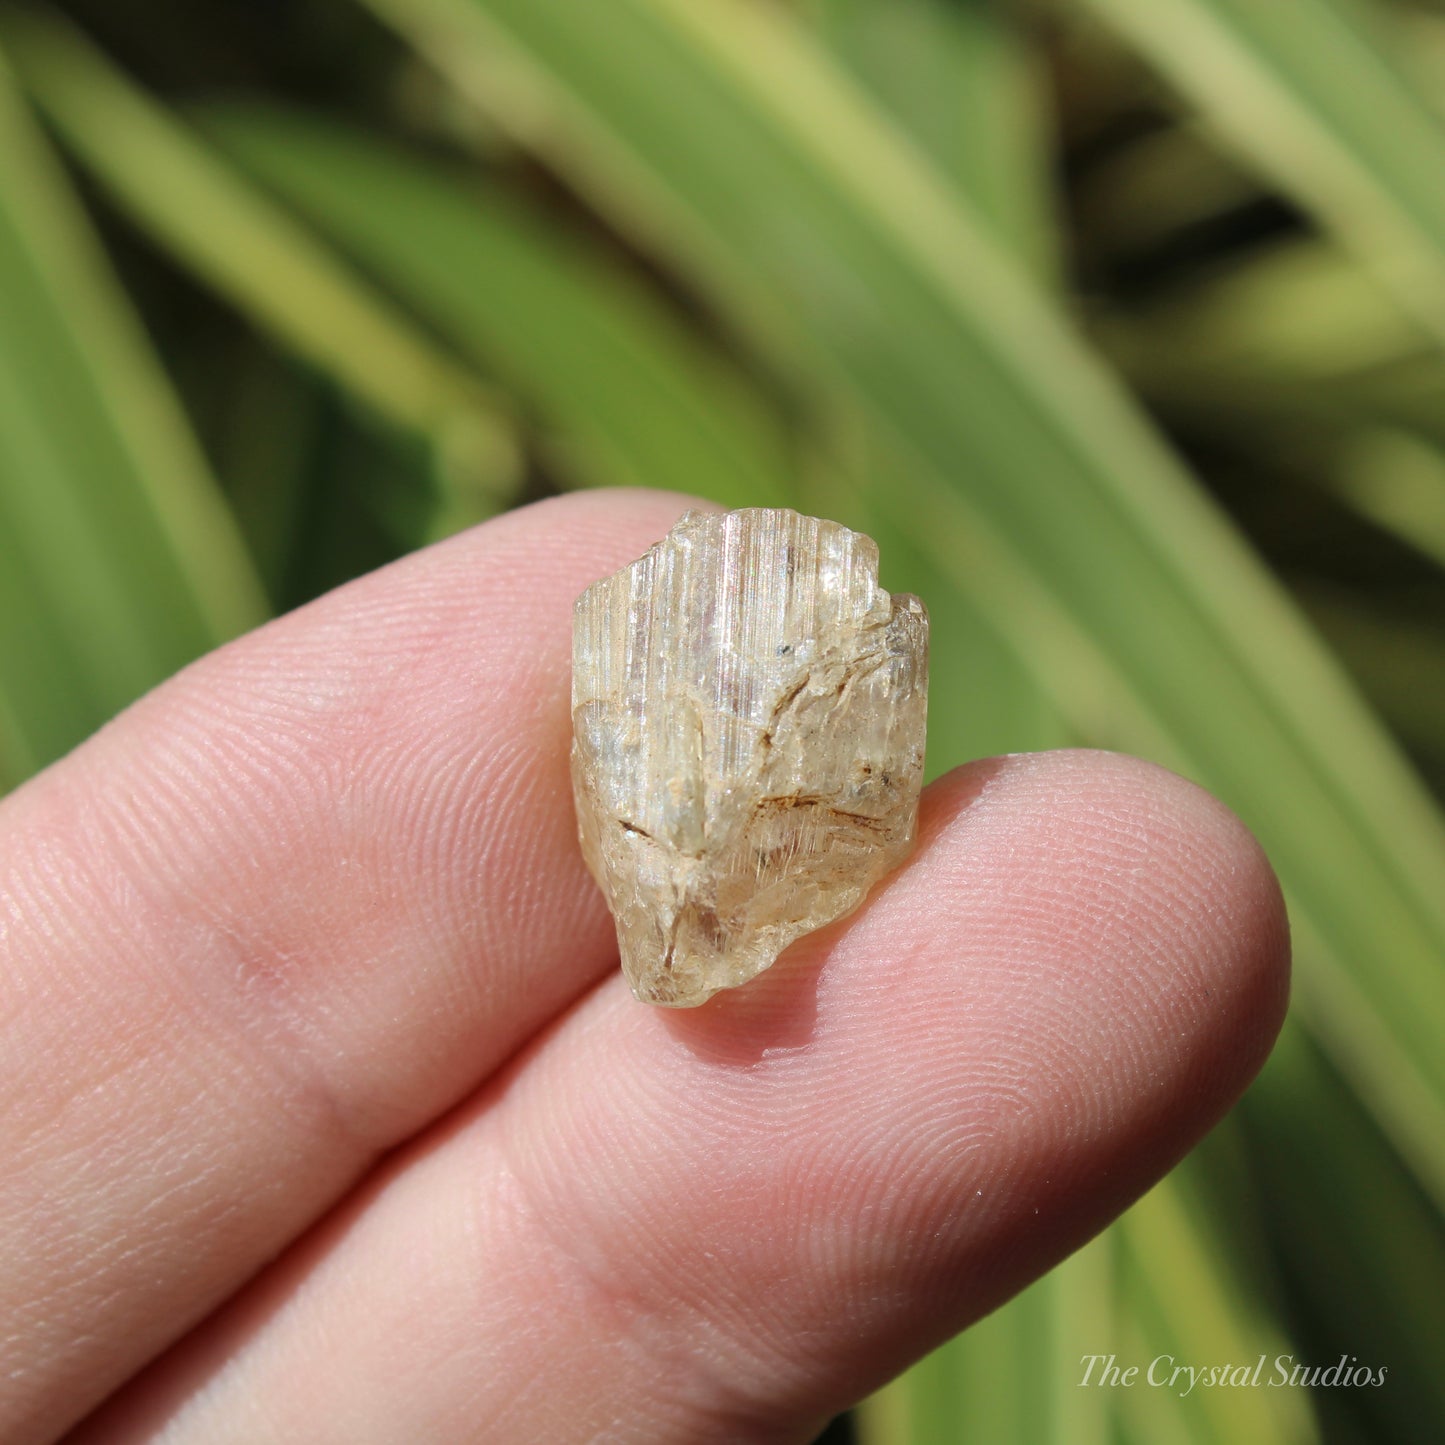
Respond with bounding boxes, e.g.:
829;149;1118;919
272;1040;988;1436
2;0;1443;1439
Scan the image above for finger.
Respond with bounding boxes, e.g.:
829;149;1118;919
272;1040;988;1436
0;489;703;1445
78;750;1289;1444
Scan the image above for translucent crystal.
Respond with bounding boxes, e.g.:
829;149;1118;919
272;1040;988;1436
571;508;928;1007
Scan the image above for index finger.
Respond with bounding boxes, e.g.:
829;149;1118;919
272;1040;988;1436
0;488;699;1445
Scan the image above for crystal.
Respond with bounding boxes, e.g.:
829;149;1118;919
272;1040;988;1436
571;508;928;1007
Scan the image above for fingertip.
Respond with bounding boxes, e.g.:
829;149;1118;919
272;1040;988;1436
816;748;1292;1310
1028;748;1292;1108
916;748;1291;1151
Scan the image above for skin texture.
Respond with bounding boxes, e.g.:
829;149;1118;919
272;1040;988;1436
0;490;1290;1445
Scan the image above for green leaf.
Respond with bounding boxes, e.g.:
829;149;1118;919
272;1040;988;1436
1093;239;1445;452
1241;1022;1445;1441
199;103;796;510
0;47;264;782
803;0;1075;767
809;0;1057;278
0;6;519;515
356;0;1445;1204
857;1233;1116;1445
1100;239;1430;396
800;0;1069;765
1078;0;1445;354
1119;1169;1319;1444
1330;426;1445;574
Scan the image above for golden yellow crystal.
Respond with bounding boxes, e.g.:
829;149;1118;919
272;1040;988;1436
571;508;928;1006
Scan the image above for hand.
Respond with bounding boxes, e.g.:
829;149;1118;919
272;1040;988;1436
0;491;1288;1444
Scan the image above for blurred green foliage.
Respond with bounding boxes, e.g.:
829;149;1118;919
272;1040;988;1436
1;0;1443;1439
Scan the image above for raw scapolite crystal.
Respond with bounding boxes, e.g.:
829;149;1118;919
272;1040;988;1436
571;508;928;1007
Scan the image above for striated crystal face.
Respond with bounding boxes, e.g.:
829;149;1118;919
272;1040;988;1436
571;508;928;1007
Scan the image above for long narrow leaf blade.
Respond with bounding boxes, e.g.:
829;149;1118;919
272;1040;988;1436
1078;0;1445;353
202;105;795;510
1;7;517;501
0;49;263;778
810;0;1057;279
